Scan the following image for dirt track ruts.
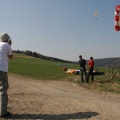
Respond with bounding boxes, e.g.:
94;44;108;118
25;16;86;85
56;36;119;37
5;74;120;120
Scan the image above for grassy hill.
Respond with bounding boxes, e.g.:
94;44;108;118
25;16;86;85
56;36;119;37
13;50;120;67
9;53;77;80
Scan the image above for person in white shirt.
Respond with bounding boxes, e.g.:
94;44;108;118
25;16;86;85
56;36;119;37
0;33;13;118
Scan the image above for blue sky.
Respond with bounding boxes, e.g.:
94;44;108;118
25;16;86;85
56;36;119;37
0;0;120;61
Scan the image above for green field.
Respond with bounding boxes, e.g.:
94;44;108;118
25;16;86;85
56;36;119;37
9;53;120;93
9;53;77;80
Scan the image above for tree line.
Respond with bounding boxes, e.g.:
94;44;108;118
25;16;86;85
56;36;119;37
13;50;74;64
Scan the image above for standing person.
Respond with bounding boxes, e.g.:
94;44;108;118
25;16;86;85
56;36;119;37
87;57;94;82
79;55;88;83
0;33;13;118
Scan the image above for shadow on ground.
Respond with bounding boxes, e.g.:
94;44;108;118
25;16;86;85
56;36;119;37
7;112;99;120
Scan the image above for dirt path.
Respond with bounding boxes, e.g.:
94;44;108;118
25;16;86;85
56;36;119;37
5;74;120;120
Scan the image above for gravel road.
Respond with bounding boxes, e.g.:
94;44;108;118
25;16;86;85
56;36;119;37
4;74;120;120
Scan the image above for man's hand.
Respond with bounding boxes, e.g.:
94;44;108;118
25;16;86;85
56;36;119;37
8;39;12;46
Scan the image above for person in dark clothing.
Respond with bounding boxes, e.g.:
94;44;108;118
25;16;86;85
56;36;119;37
87;56;94;82
79;55;88;83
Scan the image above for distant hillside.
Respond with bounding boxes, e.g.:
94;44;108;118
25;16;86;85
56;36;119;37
13;50;120;67
94;58;120;66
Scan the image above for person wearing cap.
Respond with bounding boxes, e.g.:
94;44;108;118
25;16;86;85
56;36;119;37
0;33;13;118
79;55;88;83
87;57;94;82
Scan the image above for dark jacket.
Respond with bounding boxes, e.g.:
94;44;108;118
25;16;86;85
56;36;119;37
79;59;86;68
